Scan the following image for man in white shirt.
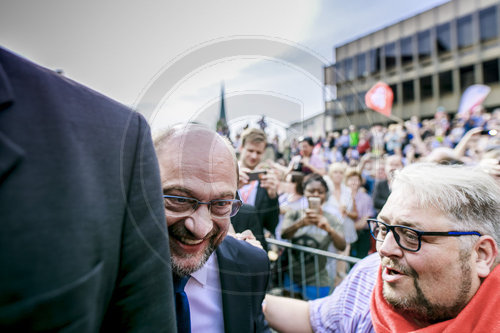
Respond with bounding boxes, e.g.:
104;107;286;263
237;128;280;249
154;124;270;333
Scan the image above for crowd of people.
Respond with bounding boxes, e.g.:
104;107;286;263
2;46;499;333
229;106;499;300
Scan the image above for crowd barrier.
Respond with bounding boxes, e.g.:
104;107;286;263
266;238;361;300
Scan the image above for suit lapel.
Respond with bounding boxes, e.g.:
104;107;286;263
0;59;24;184
216;237;253;333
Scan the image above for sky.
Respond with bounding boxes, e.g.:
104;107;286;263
0;0;449;138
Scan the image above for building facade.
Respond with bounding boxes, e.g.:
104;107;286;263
287;110;326;141
325;0;500;130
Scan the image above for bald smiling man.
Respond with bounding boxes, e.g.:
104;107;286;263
154;124;270;333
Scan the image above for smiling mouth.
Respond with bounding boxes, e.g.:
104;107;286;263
178;237;204;245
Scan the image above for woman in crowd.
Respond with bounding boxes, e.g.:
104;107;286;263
280;173;345;300
276;171;307;240
289;136;326;175
344;169;375;259
323;162;358;283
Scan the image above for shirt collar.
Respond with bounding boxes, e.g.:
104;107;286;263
190;251;218;287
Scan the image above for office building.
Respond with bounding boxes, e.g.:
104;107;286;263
324;0;500;130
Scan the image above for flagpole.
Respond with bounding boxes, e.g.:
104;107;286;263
364;108;404;124
387;114;404;124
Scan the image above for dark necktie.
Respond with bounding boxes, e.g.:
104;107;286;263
173;275;191;333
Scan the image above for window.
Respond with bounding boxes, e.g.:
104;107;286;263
389;84;398;104
439;71;453;95
401;36;413;66
369;48;381;73
436;22;451;54
385;42;396;70
418;30;432;60
420;75;433;99
480;6;498;42
483;59;499;84
460;65;475;91
336;61;345;83
357;91;366;110
402;80;415;103
344;94;355;114
356;53;366;77
345;57;354;81
457;15;474;48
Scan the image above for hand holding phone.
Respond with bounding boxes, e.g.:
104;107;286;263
248;170;267;181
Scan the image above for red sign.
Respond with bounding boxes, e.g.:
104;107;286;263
365;82;394;117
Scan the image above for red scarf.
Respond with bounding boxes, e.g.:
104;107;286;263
370;264;500;332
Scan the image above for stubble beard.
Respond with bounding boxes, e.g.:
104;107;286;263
382;251;472;324
169;221;221;277
171;242;216;277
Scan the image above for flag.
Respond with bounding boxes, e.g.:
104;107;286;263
457;84;491;116
365;82;393;117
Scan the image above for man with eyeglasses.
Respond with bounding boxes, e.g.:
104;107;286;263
154;124;270;333
263;163;500;332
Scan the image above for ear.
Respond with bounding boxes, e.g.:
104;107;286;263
474;236;498;278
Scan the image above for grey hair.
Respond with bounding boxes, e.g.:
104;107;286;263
391;163;500;248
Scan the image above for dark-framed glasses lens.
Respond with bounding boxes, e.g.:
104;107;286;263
394;226;420;250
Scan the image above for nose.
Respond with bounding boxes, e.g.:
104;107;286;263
183;204;213;239
377;229;404;258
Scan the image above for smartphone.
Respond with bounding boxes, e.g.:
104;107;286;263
248;170;267;181
308;197;321;212
481;129;498;136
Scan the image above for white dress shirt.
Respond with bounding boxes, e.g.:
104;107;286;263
185;252;225;333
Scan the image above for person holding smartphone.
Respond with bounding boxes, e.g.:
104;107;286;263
280;173;346;300
236;128;280;250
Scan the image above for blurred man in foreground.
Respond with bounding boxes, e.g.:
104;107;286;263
264;163;500;332
154;124;270;333
0;47;175;331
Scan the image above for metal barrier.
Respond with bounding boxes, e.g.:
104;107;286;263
266;238;362;300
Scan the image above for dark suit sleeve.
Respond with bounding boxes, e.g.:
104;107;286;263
218;237;270;333
249;244;271;333
258;187;280;236
238;240;270;333
100;113;176;332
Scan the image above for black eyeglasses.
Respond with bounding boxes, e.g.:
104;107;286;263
367;219;481;252
163;195;242;219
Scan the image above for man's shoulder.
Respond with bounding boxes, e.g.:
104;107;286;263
1;47;134;121
351;253;380;274
219;236;269;274
221;236;268;262
309;254;379;332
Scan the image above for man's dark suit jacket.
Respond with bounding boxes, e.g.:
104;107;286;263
255;185;279;236
372;179;391;215
231;204;268;250
238;184;279;244
0;48;175;331
216;236;270;333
